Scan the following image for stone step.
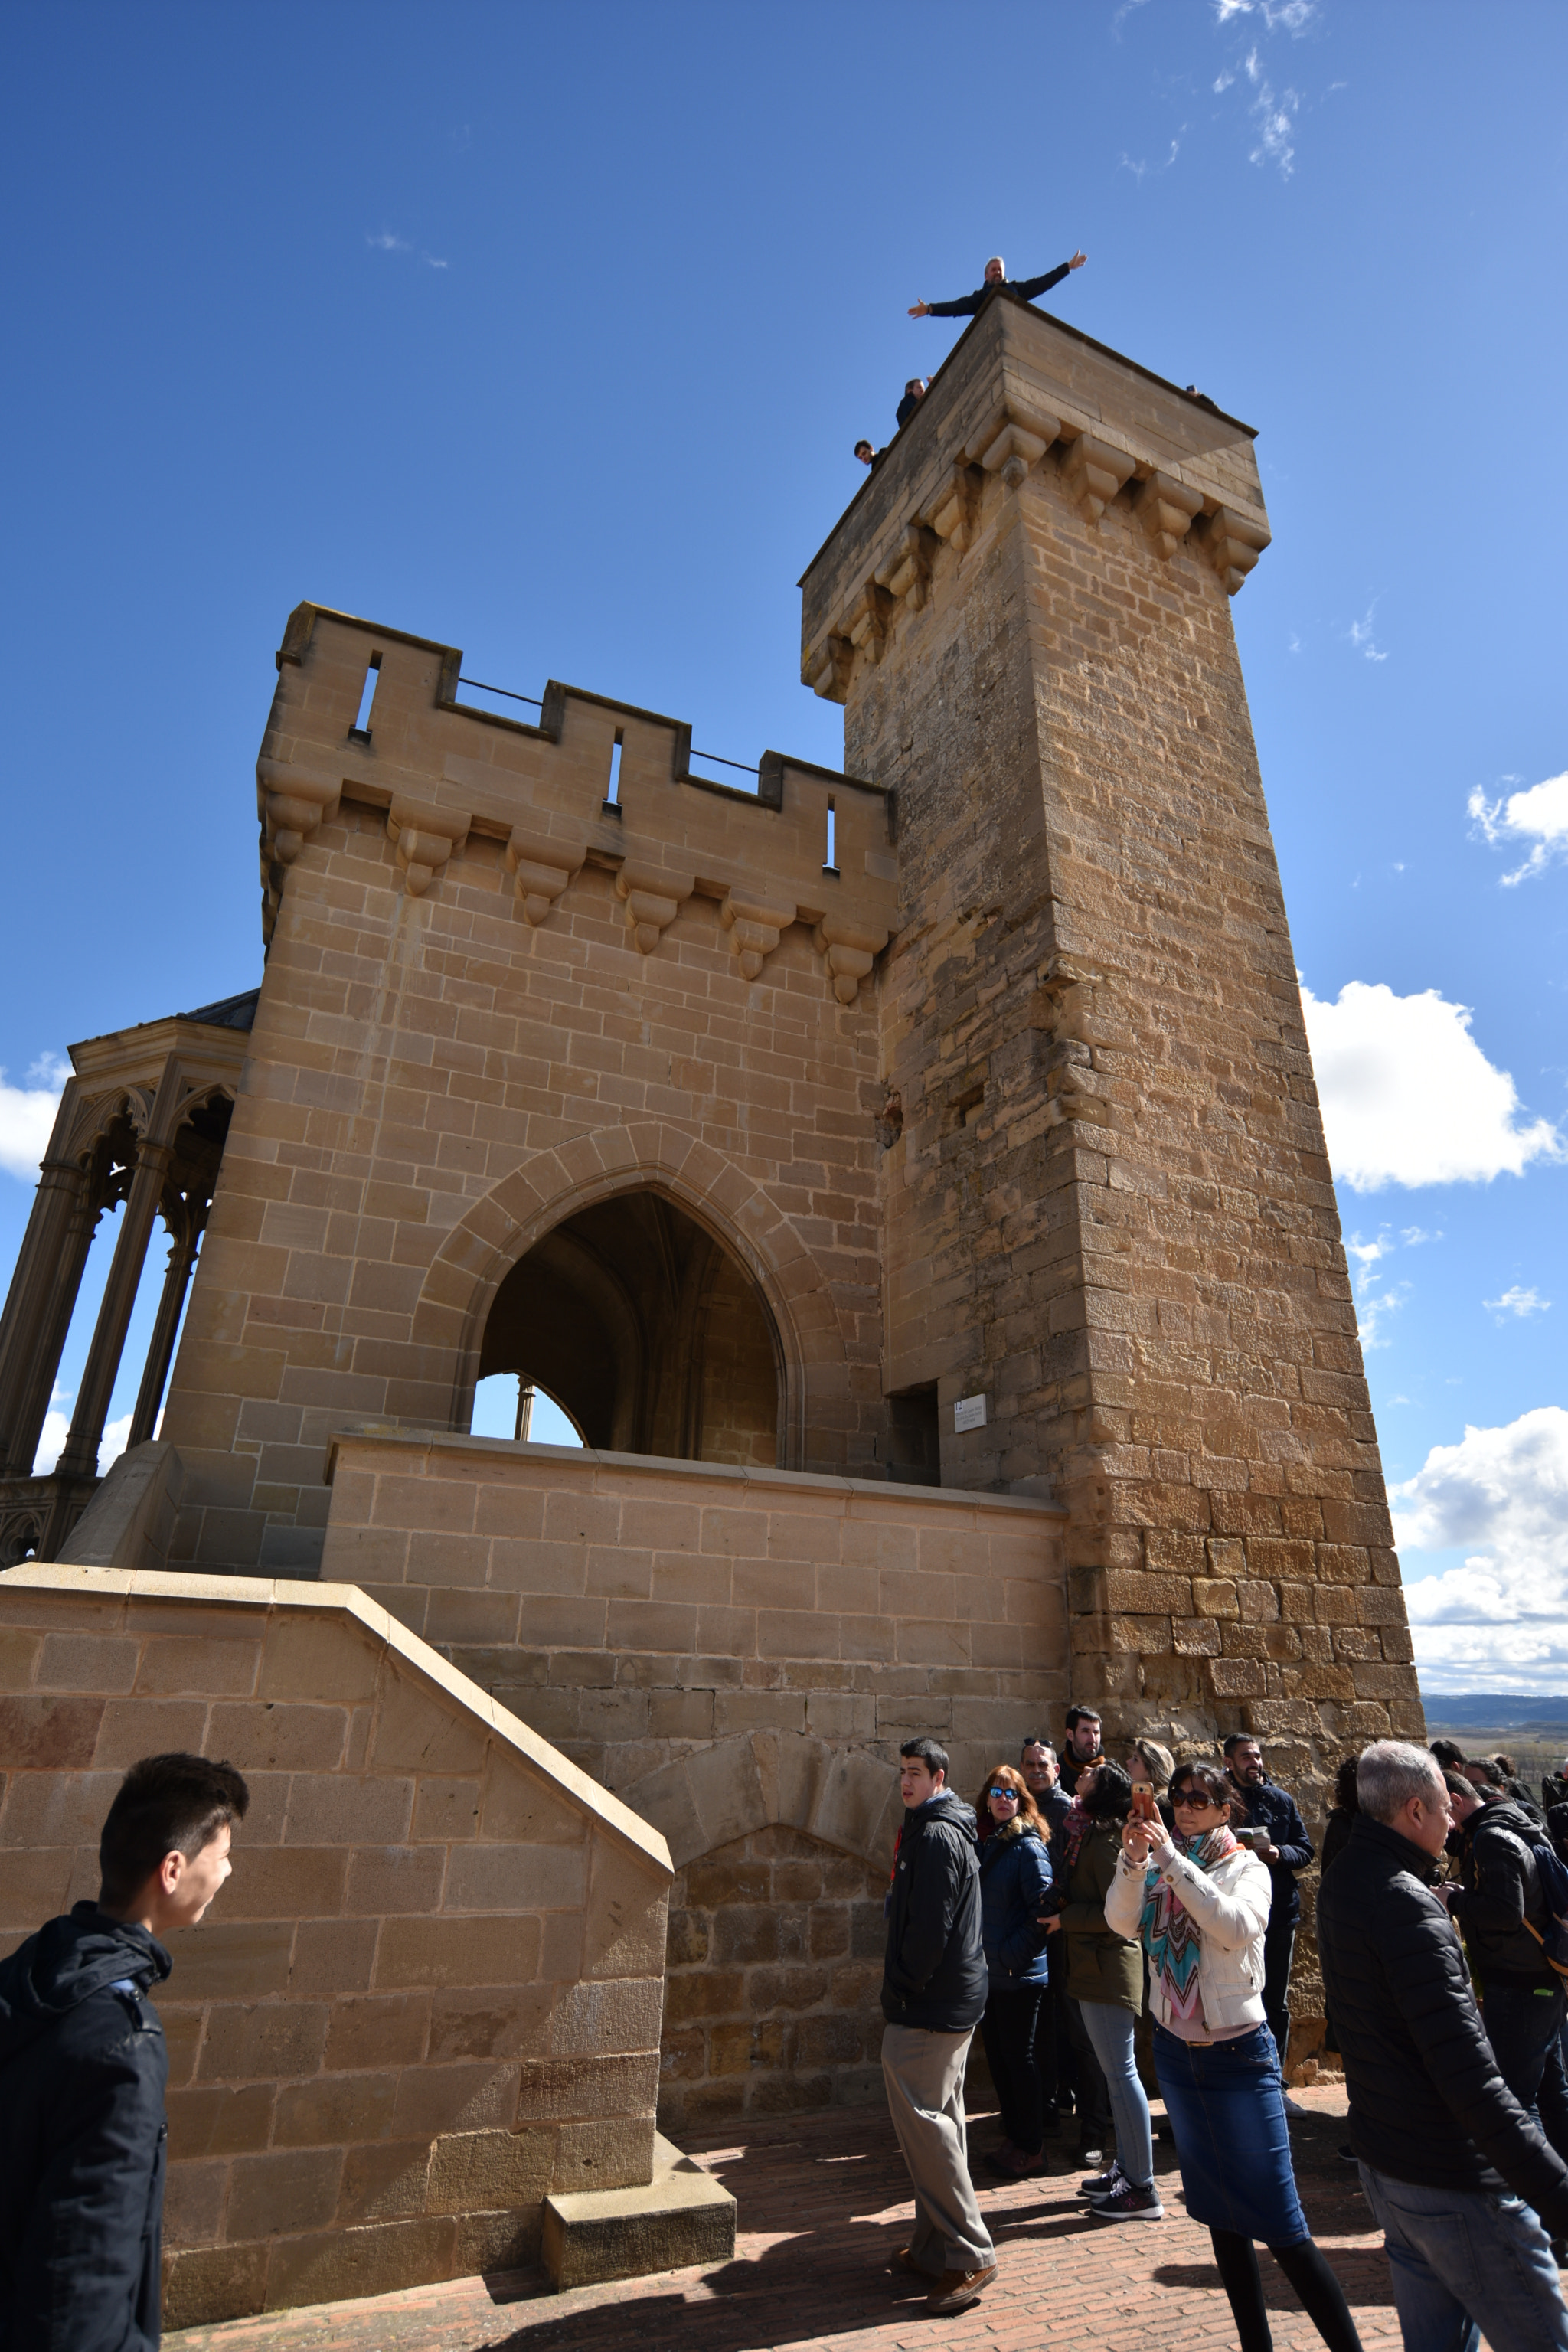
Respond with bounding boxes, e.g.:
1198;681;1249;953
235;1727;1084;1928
541;2133;737;2289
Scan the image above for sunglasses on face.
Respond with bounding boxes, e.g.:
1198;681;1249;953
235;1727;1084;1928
987;1788;1020;1802
1171;1788;1218;1811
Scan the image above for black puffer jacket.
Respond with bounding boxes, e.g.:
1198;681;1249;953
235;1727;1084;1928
1449;1799;1557;1988
1317;1813;1568;2225
0;1904;172;2351
883;1791;988;2032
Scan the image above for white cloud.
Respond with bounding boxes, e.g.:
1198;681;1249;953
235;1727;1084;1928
1301;979;1563;1190
1393;1409;1568;1692
1344;1227;1410;1350
0;1053;69;1180
1214;69;1236;90
1486;1285;1551;1323
31;1396;133;1477
1348;604;1389;662
367;230;410;253
1469;770;1568;886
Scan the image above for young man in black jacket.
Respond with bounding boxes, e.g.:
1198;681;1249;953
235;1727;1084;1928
0;1751;249;2352
1225;1734;1315;2087
908;250;1087;319
882;1736;995;2318
1446;1781;1568;2163
1318;1740;1568;2352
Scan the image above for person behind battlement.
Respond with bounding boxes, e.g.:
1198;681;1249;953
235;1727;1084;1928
0;1751;250;2352
854;438;885;471
1318;1739;1568;2352
908;248;1086;321
895;377;928;430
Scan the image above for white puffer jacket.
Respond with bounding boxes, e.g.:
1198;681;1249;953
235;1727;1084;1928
1104;1835;1272;2034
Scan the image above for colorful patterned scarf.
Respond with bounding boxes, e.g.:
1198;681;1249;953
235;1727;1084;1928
1057;1797;1091;1872
1140;1824;1239;2025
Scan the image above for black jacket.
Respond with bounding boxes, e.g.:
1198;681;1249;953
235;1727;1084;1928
1449;1800;1555;1989
926;262;1073;318
1317;1812;1568;2225
0;1903;172;2352
895;388;925;430
883;1791;988;2032
1230;1774;1314;1926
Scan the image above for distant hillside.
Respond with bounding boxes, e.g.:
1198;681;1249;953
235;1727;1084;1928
1421;1692;1568;1733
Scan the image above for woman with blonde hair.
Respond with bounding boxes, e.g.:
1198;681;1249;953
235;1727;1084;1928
973;1763;1054;2177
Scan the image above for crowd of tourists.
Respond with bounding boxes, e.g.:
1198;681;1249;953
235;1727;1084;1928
882;1712;1568;2352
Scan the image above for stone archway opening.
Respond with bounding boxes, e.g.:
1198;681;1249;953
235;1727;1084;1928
477;1187;783;1467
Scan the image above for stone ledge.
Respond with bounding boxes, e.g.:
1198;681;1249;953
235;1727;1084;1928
323;1425;1070;1519
541;2132;736;2288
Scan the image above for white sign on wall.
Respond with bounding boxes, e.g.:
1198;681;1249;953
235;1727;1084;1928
953;1394;988;1433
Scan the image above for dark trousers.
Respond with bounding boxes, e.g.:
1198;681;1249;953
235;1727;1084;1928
1031;1981;1062;2124
1262;1907;1296;2076
1480;1981;1568;2170
979;1982;1047;2156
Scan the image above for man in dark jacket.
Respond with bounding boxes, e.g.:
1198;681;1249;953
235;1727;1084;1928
1318;1739;1568;2351
1225;1734;1315;2084
1021;1738;1073;1846
1057;1705;1103;1798
0;1751;249;2352
909;250;1087;319
882;1736;995;2318
1447;1783;1568;2164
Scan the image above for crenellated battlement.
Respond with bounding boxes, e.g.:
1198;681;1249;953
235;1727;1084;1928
260;603;897;1000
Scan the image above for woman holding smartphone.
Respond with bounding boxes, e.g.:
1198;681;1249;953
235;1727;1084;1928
1105;1760;1364;2352
1052;1761;1160;2220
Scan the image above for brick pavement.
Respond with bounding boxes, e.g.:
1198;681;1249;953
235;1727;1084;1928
168;2082;1416;2352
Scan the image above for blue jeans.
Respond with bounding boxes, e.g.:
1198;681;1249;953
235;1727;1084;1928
1358;2162;1568;2352
1078;1998;1153;2190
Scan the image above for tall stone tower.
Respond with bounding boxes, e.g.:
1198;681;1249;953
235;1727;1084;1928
802;291;1422;1756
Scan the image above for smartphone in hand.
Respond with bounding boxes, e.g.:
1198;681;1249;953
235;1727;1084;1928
1130;1786;1158;1823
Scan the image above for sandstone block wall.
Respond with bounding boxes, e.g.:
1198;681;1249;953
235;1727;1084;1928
319;1429;1067;2118
159;607;905;1578
0;1566;671;2330
799;294;1422;1781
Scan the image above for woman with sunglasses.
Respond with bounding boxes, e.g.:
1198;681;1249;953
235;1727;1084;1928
974;1765;1054;2177
1106;1760;1364;2352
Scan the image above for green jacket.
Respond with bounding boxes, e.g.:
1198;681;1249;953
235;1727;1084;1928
1059;1820;1142;2010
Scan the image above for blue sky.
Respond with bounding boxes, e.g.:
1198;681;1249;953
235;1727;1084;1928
2;2;1564;1687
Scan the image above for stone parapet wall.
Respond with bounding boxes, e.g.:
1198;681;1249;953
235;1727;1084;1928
0;1566;671;2330
320;1431;1068;2120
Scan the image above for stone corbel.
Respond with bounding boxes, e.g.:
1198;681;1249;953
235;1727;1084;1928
1059;433;1138;524
806;636;854;704
256;758;342;867
875;524;940;612
813;917;889;1007
925;461;983;555
846;582;896;666
386;798;471;897
1135;471;1205;561
1203;505;1272;594
967;401;1060;492
505;825;587;927
720;883;798;981
616;860;695;955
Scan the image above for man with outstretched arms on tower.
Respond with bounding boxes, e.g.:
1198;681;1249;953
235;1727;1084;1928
881;1736;995;2317
909;248;1086;319
0;1752;250;2352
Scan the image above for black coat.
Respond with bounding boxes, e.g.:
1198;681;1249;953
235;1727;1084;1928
0;1903;172;2352
1317;1812;1568;2226
1449;1799;1556;1988
1231;1775;1314;1926
882;1791;988;2033
926;261;1073;318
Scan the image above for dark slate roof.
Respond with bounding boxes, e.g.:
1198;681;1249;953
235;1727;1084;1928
176;988;260;1031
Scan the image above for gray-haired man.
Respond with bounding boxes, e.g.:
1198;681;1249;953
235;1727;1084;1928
1318;1739;1568;2352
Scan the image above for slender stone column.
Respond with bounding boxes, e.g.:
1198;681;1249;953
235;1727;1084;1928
0;1158;96;1475
54;1142;173;1480
127;1200;206;1450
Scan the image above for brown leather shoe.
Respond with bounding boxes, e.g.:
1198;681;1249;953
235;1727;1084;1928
926;2262;998;2314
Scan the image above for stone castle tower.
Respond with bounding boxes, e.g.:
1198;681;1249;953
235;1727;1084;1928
0;290;1421;2133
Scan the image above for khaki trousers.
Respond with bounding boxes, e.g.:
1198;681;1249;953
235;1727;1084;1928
880;2021;995;2276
